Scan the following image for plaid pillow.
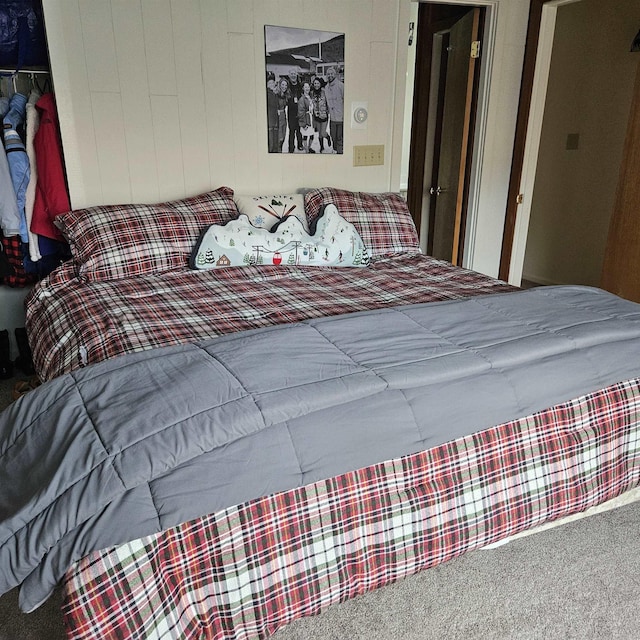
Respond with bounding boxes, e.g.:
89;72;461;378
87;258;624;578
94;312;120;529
304;188;420;259
56;188;238;282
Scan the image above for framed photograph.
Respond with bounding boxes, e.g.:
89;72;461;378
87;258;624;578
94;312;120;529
264;25;344;155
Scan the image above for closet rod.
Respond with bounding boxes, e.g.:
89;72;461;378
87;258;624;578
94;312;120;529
0;68;50;75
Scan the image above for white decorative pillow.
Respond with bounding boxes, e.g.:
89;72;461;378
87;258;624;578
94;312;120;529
234;193;308;231
190;204;370;269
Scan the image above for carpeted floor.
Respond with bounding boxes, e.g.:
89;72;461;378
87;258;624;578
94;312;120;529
1;372;639;640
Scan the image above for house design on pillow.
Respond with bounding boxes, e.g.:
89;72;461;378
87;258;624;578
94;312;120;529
191;204;370;270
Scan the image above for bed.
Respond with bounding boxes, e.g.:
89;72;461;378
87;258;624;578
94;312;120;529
2;186;640;640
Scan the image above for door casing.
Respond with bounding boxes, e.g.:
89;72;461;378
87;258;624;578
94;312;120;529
406;4;483;265
499;0;583;284
407;0;578;282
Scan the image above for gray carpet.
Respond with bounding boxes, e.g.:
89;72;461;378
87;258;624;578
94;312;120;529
1;372;639;639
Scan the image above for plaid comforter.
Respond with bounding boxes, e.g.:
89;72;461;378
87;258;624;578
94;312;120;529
62;376;640;639
26;253;514;380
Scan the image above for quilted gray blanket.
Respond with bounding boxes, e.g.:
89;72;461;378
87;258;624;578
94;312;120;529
2;285;640;611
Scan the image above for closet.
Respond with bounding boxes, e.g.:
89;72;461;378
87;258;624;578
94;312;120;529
0;0;69;365
0;71;43;366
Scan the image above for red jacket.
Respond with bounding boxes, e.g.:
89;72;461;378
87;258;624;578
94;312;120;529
31;93;70;241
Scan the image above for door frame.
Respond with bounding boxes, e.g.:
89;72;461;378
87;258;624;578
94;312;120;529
407;4;482;264
407;0;499;270
430;9;482;265
498;0;583;284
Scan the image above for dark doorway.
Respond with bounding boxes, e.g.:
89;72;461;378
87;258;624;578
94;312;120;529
406;3;484;266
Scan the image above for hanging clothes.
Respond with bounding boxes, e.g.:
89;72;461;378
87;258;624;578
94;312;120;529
3;91;30;244
1;91;37;286
0;234;34;286
24;90;42;263
0;96;22;237
30;92;69;242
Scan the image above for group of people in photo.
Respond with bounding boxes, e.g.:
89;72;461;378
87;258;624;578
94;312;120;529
267;67;344;155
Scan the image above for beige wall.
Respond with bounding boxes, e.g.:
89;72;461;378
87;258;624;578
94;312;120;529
42;0;409;208
40;0;530;278
523;0;639;286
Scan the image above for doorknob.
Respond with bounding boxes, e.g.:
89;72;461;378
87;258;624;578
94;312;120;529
429;186;445;196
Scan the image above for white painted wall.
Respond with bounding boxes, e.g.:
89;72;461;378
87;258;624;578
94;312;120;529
38;0;530;279
522;0;638;286
42;0;406;206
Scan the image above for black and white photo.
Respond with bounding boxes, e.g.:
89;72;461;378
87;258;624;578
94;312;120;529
264;25;344;155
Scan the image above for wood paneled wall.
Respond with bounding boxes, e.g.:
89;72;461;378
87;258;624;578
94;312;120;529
42;0;408;209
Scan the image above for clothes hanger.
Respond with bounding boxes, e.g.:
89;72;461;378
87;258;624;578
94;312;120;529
34;74;51;95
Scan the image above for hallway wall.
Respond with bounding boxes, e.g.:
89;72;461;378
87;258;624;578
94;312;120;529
523;0;639;286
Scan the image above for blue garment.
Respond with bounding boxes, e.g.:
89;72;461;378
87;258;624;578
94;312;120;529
3;93;29;243
0;97;21;237
23;237;70;278
3;92;27;130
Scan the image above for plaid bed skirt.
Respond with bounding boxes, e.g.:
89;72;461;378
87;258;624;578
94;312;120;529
61;377;640;639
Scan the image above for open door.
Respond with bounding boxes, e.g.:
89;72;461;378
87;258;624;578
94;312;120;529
429;8;481;264
406;4;483;266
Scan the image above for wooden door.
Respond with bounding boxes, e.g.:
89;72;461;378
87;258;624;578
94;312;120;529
406;5;482;266
429;9;480;264
600;59;640;301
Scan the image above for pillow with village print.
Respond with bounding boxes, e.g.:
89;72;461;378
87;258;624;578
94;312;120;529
234;193;309;232
190;204;369;270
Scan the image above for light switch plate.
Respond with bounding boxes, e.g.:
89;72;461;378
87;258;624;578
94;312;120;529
566;132;580;150
353;145;384;166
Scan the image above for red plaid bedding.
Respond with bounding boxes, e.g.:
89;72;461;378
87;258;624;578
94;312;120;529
26;254;515;381
62;376;640;639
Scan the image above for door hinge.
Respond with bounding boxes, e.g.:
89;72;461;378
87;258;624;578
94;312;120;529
408;21;415;46
471;40;481;59
516;193;524;205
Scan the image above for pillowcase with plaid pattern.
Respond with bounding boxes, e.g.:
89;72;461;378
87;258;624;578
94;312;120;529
56;187;238;282
303;187;420;259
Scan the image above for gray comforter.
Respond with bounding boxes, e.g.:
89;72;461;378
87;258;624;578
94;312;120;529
3;285;640;611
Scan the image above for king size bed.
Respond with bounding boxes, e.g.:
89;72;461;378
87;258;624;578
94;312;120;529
2;187;640;639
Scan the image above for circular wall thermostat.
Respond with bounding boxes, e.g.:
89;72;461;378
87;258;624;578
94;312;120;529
354;107;368;124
